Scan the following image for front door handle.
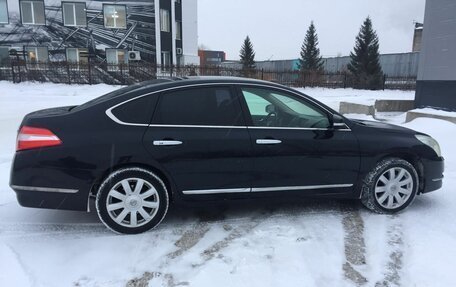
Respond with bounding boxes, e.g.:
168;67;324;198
153;140;183;146
256;139;282;145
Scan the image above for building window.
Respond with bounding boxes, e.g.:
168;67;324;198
62;2;86;27
0;47;9;64
161;51;171;67
0;0;9;24
176;21;182;40
66;48;88;63
106;49;127;64
25;46;48;63
103;5;126;29
160;9;170;32
20;1;45;25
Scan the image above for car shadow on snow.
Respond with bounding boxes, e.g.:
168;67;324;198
2;194;437;240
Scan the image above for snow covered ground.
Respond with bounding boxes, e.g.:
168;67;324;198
0;82;455;287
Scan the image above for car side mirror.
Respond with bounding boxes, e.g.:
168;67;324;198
265;104;276;114
332;114;346;129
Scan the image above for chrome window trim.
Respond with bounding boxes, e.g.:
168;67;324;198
182;184;353;195
105;82;351;132
11;185;79;194
248;126;350;131
149;124;247;129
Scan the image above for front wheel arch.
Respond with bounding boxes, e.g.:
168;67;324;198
361;157;419;214
376;152;424;193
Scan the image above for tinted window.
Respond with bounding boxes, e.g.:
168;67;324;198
112;95;158;124
153;87;244;126
72;79;173;112
242;87;330;128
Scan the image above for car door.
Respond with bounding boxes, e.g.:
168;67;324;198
143;85;253;196
238;86;360;195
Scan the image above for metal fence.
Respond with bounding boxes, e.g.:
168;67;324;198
0;61;417;90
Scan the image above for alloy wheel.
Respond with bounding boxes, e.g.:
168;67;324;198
106;178;160;228
374;167;414;209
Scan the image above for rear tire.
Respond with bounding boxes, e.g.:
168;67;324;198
96;167;169;234
361;158;419;214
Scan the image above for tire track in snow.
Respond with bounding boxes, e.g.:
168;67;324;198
126;272;189;287
167;222;210;259
126;221;210;287
375;215;403;287
341;204;368;286
198;213;269;264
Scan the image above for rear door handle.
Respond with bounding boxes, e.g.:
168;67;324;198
153;140;183;146
256;139;282;145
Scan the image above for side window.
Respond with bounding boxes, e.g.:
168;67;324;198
152;87;244;126
243;90;272;116
111;95;158;125
241;87;330;129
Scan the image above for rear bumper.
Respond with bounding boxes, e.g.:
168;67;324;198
421;157;444;194
12;186;88;211
10;153;96;212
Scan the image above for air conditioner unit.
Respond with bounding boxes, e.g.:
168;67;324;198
176;48;183;55
128;51;141;61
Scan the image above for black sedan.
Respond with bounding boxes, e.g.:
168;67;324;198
10;77;444;234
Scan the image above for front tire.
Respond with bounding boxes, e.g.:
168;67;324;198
361;158;419;214
96;168;169;234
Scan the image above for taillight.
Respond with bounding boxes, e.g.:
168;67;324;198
17;126;62;151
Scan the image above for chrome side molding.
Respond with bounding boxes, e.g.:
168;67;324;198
182;188;251;195
251;184;354;192
11;185;79;194
182;184;354;195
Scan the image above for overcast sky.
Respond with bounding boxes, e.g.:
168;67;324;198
198;0;426;61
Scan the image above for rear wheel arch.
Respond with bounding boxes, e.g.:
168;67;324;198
90;162;176;202
95;167;170;234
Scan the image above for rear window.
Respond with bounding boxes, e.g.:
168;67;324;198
72;79;173;112
152;86;244;126
111;95;158;125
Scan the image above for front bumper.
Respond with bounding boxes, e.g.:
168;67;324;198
421;157;444;194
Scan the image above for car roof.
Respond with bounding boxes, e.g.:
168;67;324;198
137;76;290;92
74;76;309;112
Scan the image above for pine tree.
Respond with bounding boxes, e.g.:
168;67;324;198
239;36;256;77
348;17;383;90
298;21;324;72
